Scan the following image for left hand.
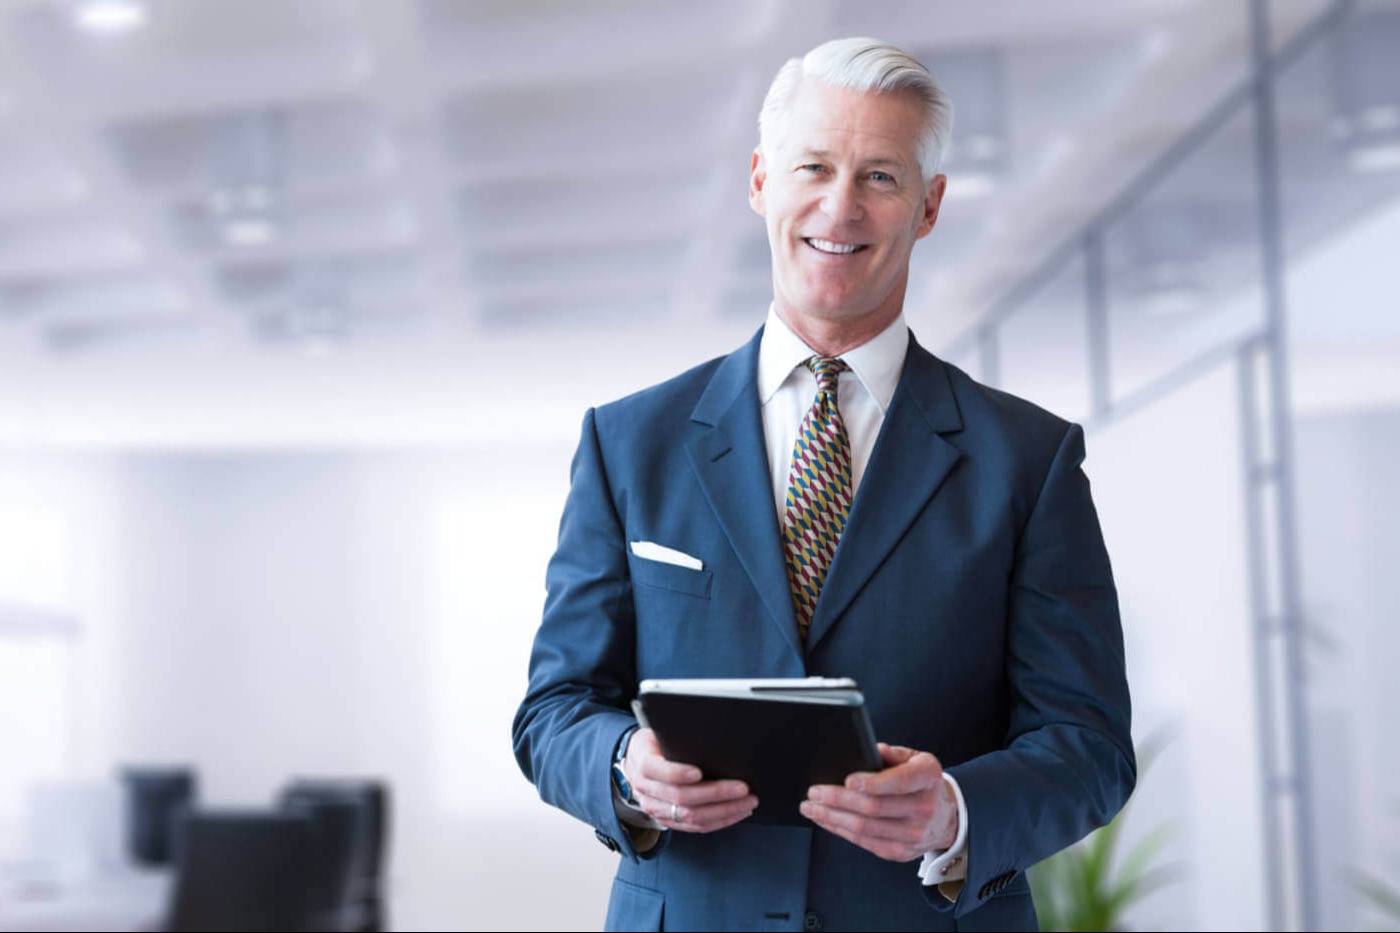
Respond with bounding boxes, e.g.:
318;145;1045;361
800;742;959;861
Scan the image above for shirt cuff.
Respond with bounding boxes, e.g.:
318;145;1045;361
612;784;662;830
917;772;969;887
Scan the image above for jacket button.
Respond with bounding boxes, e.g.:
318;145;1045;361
804;910;823;931
593;829;619;852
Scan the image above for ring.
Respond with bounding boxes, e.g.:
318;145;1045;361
670;802;680;822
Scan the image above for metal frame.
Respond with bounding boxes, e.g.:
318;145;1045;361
942;2;1357;928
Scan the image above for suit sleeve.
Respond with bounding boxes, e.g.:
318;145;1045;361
941;422;1136;916
511;408;669;862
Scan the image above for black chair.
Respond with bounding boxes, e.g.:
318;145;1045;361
119;766;197;867
164;810;319;933
278;780;390;933
281;796;361;932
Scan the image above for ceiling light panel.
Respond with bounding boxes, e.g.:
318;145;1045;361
456;172;708;248
0;216;143;278
0;273;183;321
43;315;202;355
465;238;688;298
419;0;754;82
477;288;673;332
213;253;427;312
13;0;365;119
106;100;390;193
440;69;741;170
172;189;416;254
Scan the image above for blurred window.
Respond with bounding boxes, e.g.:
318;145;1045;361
0;503;77;856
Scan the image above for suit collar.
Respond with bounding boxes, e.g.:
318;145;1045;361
805;335;965;650
687;327;804;659
690;327;762;427
686;329;967;660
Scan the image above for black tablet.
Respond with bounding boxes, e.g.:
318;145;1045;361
632;677;883;826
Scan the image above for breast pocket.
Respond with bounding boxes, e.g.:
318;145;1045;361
627;553;713;599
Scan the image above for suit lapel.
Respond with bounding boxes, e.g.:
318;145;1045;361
686;329;804;660
806;337;966;651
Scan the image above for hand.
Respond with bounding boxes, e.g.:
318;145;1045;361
799;743;959;861
623;728;759;832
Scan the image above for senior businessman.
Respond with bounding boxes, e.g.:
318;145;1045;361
513;36;1135;932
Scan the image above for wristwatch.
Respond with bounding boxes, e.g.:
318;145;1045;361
611;725;640;806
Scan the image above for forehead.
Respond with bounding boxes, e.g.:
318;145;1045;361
777;78;924;161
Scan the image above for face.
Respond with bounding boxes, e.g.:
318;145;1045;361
750;79;946;346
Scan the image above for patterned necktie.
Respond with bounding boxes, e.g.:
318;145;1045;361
782;356;853;642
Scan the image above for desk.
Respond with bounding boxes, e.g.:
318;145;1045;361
0;866;170;932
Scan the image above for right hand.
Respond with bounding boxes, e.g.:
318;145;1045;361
623;728;758;832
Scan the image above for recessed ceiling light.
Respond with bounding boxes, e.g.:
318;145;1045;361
208;184;282;246
222;216;279;246
72;0;148;34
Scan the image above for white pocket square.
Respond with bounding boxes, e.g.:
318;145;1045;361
629;540;704;571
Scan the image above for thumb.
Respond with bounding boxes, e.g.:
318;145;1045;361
878;743;917;767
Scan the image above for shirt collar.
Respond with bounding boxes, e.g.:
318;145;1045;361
757;304;908;414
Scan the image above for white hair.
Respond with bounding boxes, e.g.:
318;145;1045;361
758;37;954;179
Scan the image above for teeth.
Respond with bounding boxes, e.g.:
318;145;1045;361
807;238;860;254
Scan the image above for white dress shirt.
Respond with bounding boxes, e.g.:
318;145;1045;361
757;305;969;893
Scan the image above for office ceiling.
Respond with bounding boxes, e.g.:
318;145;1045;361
0;0;1371;445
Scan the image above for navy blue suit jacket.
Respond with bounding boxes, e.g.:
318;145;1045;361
513;327;1135;931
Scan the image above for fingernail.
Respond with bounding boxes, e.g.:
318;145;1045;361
848;777;865;792
799;801;814;816
682;767;701;782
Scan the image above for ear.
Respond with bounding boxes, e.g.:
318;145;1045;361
914;173;947;239
748;148;767;217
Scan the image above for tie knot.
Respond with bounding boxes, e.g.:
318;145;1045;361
805;356;847;395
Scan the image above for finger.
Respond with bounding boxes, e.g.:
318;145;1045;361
799;803;921;861
846;750;941;795
806;783;929;821
634;776;750;809
839;744;919;791
627;733;704;785
877;743;915;767
643;792;759;833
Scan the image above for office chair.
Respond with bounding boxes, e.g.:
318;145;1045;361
278;779;390;933
281;796;361;932
119;766;196;867
164;810;318;932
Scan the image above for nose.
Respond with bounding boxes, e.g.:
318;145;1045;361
819;175;863;223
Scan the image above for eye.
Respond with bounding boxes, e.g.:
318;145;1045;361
869;170;896;184
798;163;827;175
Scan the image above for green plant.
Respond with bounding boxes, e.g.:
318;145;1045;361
1355;873;1400;927
1353;802;1400;930
1030;734;1177;932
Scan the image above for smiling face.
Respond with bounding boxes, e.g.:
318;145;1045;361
750;79;946;353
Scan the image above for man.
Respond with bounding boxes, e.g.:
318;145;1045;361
513;37;1134;932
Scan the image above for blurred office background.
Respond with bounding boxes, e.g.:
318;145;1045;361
0;0;1396;930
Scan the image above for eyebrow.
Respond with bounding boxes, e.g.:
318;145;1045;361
797;148;909;170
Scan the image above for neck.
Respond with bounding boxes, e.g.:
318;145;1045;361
774;302;902;357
